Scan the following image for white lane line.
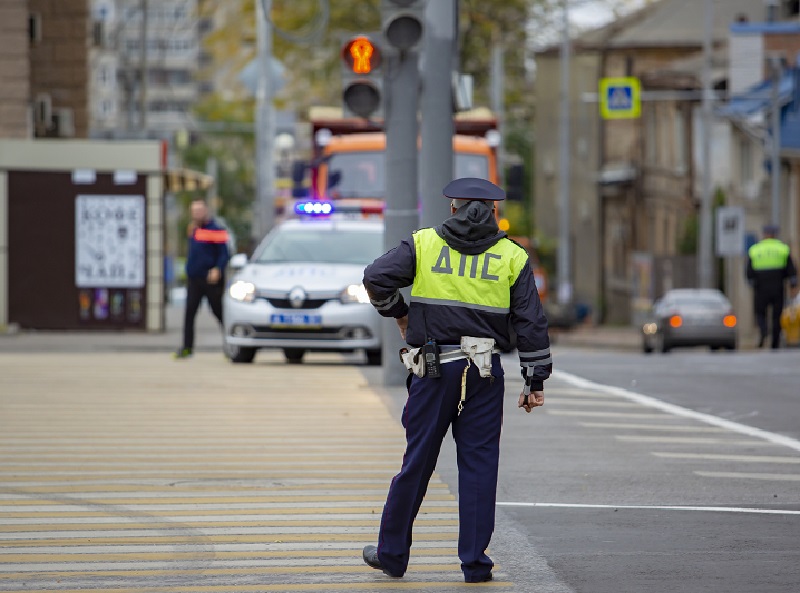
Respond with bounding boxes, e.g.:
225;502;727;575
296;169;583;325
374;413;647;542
556;370;800;454
546;410;671;419
579;422;725;432
615;436;769;446
694;471;800;482
653;452;800;463
547;400;641;408
496;502;800;515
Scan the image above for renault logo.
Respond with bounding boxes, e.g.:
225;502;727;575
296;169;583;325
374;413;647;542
289;287;306;309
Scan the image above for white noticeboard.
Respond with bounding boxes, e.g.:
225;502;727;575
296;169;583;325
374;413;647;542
715;206;745;257
75;195;146;288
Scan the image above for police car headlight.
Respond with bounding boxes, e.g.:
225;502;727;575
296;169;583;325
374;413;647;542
229;281;256;303
341;284;370;304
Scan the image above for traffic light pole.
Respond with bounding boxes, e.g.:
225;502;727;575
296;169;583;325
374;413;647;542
383;49;421;386
419;0;455;228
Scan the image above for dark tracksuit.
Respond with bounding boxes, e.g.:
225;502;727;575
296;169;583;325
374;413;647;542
747;238;798;348
362;210;551;582
182;220;229;351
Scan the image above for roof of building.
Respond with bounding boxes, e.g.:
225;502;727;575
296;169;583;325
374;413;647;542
539;0;767;54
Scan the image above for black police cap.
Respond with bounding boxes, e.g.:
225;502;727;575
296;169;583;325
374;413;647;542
442;177;505;201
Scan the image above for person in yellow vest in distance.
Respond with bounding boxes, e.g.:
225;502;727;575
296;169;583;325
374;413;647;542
746;225;798;349
360;178;551;583
174;198;230;359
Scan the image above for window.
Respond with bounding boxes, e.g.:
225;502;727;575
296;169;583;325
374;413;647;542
673;109;686;172
739;137;753;184
645;105;656;165
29;13;41;45
254;228;384;265
455;154;489;180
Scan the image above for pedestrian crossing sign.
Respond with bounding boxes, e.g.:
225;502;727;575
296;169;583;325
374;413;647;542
599;77;641;120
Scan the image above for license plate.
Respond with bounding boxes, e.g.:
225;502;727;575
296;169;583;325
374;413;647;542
270;314;322;327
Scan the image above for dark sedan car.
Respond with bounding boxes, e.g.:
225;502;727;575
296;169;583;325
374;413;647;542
642;289;737;353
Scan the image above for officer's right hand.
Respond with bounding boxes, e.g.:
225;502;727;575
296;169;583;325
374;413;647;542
395;315;408;341
518;391;544;413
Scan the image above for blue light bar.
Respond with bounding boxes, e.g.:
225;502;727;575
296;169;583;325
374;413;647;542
294;201;334;216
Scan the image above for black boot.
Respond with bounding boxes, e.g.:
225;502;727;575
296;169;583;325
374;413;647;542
362;545;402;578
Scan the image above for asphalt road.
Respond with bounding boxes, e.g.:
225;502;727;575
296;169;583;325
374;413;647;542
372;346;800;593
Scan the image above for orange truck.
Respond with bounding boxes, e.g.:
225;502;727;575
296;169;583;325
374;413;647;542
307;106;500;201
299;106;548;303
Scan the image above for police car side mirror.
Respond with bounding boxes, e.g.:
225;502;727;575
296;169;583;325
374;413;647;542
229;253;248;270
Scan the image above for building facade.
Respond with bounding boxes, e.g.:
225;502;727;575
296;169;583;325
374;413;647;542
533;0;766;324
89;0;201;139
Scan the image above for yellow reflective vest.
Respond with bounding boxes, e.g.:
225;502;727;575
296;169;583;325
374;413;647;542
410;228;529;314
748;238;791;271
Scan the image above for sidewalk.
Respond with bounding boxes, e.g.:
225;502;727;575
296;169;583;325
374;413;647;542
0;305;643;354
0;303;223;354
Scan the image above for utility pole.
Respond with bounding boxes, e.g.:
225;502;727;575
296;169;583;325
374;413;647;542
769;55;782;227
419;0;455;228
255;0;275;241
382;50;421;386
698;0;714;288
490;38;504;188
557;0;572;305
139;0;148;134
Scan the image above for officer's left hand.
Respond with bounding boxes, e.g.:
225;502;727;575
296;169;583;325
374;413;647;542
518;390;544;413
207;267;221;284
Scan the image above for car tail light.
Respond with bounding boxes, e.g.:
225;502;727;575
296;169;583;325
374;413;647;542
723;315;737;328
669;315;683;328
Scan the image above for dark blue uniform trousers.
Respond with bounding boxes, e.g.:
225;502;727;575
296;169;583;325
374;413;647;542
377;354;504;581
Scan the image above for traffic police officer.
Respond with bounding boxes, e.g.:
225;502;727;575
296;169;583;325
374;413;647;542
746;225;798;349
360;178;551;583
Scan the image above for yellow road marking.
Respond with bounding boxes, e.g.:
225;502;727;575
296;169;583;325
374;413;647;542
0;564;468;579
0;582;514;592
0;548;460;563
0;494;454;505
0;533;458;547
0;519;459;532
0;507;455;518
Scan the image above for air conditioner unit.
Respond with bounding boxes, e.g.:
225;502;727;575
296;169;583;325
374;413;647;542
53;108;75;138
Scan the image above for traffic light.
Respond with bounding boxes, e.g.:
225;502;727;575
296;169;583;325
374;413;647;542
381;0;424;51
341;35;383;119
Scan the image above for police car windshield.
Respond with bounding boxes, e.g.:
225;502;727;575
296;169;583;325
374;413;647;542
327;151;488;199
254;227;383;265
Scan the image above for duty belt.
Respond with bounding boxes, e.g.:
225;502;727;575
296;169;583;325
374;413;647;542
400;337;501;415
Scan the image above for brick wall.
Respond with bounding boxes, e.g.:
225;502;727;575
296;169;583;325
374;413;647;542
28;0;89;137
0;0;31;138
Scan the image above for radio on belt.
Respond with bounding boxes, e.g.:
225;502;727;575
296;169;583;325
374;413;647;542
422;338;441;379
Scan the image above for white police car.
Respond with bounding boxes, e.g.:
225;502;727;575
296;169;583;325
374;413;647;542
223;211;384;365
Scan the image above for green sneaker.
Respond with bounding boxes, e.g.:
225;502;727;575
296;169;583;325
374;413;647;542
173;348;193;359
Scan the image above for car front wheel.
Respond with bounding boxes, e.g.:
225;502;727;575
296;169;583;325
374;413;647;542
225;343;257;364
